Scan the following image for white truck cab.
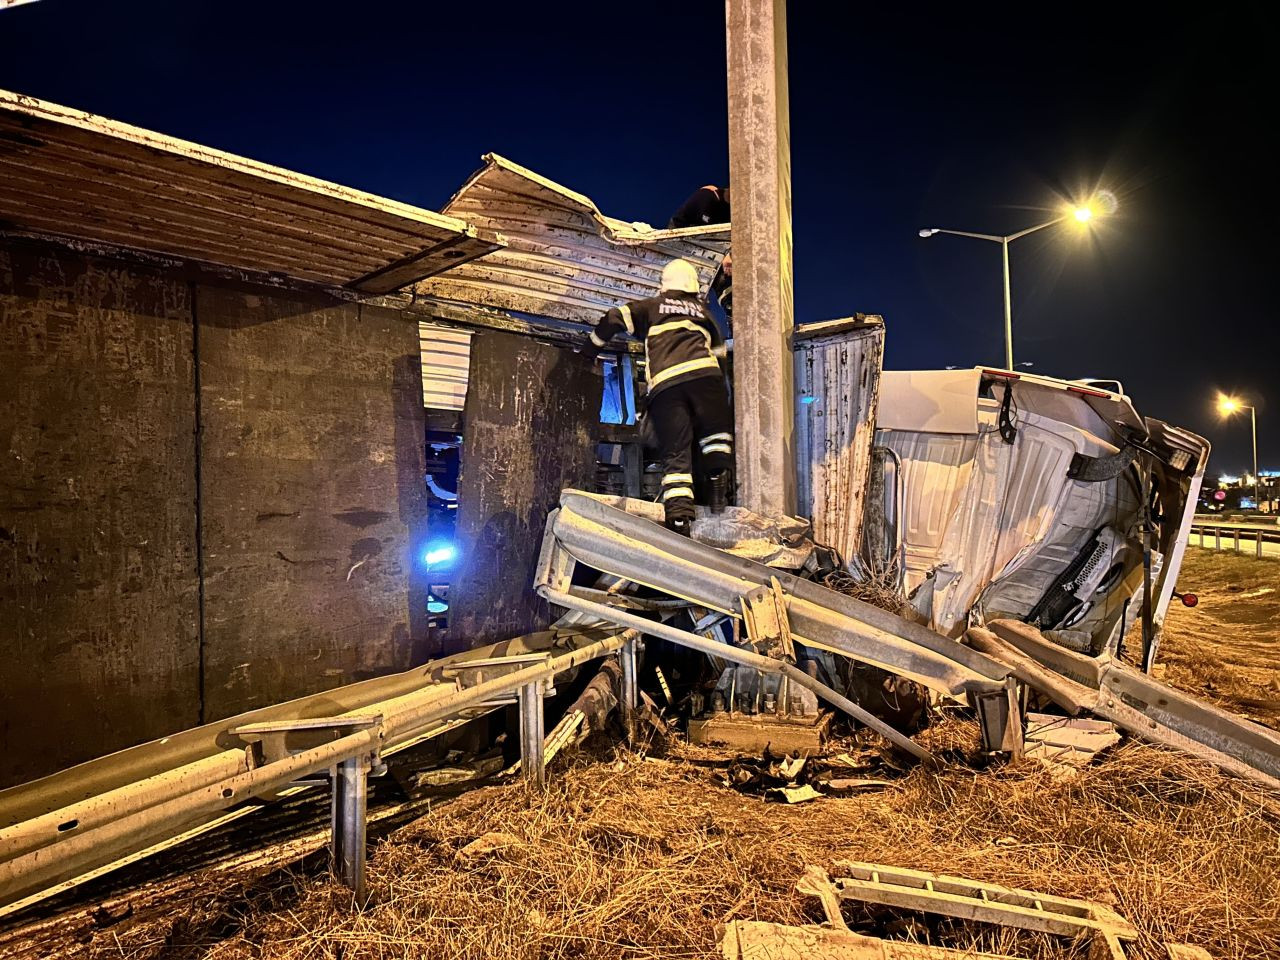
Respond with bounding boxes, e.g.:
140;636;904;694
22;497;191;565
872;367;1208;661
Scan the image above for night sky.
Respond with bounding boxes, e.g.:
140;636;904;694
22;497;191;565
2;2;1274;473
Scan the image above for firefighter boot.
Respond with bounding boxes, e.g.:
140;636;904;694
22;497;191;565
707;469;730;515
665;498;694;537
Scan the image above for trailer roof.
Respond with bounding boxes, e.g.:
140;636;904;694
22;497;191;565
0;88;500;292
415;154;730;323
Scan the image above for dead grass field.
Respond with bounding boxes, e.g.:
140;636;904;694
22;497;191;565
23;549;1280;960
1156;547;1280;725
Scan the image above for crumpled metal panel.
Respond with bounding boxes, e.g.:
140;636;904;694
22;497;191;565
416;154;730;323
419;322;472;411
793;317;885;566
0;88;500;292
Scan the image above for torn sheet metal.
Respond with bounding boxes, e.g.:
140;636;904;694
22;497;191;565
878;369;983;434
794;317;885;564
0;88;499;292
416;153;730;323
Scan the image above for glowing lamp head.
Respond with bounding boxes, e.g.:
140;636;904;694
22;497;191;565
918;228;939;238
422;542;457;569
1073;206;1093;223
1218;395;1242;416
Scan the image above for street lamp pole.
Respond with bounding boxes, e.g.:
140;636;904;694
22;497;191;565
920;217;1066;370
1250;404;1260;509
1219;397;1262;510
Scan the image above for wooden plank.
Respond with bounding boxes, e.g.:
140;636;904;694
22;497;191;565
688;712;830;754
0;150;408;263
0;92;477;235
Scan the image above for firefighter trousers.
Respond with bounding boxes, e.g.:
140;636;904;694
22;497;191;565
647;375;734;522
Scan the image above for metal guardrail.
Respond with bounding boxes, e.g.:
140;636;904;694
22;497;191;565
1188;521;1280;558
0;628;638;911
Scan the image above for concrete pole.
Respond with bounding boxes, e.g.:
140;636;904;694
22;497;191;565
1001;238;1014;370
726;0;796;518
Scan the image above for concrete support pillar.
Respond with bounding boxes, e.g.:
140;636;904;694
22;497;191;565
726;0;796;518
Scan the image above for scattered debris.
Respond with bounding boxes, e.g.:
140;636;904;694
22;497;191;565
713;748;892;804
767;783;822;804
823;566;906;616
804;861;1137;959
1023;712;1121;776
412;752;504;789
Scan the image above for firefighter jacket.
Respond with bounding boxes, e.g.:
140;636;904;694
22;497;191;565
589;291;725;397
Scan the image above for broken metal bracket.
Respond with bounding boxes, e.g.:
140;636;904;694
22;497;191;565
441;654;558;705
974;675;1025;758
740;576;796;662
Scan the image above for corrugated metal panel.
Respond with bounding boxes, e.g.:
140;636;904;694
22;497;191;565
419;322;472;411
416;154;730;323
0;88;501;292
793;317;886;564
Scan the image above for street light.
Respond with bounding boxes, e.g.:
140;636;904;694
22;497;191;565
1218;394;1262;510
919;192;1115;370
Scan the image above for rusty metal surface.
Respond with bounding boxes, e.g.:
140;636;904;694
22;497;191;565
449;332;600;648
415;154;730;323
0;241;201;788
793;317;885;565
0;88;500;292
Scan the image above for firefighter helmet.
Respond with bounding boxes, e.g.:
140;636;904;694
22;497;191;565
660;258;700;295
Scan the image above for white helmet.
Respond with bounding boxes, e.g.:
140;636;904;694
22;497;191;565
660;258;700;294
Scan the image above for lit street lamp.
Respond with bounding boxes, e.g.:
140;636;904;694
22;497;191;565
1218;395;1262;509
919;192;1116;370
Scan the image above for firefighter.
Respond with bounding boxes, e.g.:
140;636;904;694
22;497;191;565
668;185;733;320
585;258;734;535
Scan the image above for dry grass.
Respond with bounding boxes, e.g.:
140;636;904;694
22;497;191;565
95;730;1278;960
822;565;907;615
1155;548;1280;725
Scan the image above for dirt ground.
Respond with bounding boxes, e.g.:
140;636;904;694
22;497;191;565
17;548;1280;960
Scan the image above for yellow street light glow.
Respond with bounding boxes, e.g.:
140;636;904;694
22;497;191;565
1073;206;1093;223
1218;395;1242;415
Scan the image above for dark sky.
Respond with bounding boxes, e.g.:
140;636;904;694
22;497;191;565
1;2;1274;474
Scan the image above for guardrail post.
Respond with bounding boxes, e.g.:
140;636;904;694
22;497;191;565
518;680;546;787
621;634;640;744
1258;531;1265;559
1215;528;1221;551
331;754;370;905
1233;530;1241;554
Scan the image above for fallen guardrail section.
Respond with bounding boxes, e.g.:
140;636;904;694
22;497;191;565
0;626;639;911
540;491;1280;792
